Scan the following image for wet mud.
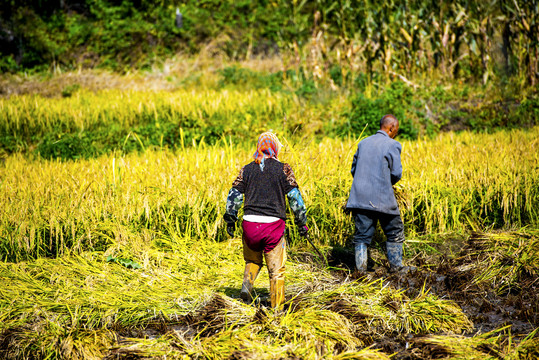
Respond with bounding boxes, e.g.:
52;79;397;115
323;232;538;359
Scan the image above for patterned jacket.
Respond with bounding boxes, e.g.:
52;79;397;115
225;158;307;226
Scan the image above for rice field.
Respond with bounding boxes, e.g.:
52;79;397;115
0;87;538;359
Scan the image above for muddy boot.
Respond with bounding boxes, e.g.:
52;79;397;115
270;279;285;309
355;243;368;273
240;262;261;303
265;237;286;310
387;242;415;274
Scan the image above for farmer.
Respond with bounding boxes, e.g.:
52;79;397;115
224;132;308;309
346;114;411;274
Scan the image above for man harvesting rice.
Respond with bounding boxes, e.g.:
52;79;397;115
346;114;413;274
224;132;308;309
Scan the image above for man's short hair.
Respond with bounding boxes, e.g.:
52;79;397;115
380;114;398;128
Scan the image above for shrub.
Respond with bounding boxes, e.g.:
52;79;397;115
340;81;419;140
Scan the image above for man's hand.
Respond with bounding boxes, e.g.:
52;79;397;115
226;222;236;237
298;225;309;238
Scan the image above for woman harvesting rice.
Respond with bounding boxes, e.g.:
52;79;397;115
224;132;308;309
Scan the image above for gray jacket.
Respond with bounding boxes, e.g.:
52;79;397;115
346;130;402;215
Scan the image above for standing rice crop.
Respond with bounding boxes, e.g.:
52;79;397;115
1;127;538;259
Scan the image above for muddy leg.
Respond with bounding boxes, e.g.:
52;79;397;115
352;211;375;273
386;241;403;272
265;237;286;309
241;239;263;303
380;213;413;273
355;243;368;273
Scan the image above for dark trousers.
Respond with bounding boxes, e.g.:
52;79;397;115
352;209;405;245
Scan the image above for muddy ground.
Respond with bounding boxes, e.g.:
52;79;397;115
319;232;538;359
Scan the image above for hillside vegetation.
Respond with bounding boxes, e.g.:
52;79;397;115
1;0;538;85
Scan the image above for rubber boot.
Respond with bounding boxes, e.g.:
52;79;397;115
386;241;403;272
387;242;415;274
240;262;261;303
270;279;285;309
266;238;286;310
355;243;368;273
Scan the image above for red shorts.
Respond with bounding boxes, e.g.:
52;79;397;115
242;219;285;253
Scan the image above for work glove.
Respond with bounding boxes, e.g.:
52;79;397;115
226;222;236;237
298;225;309;238
223;213;237;237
